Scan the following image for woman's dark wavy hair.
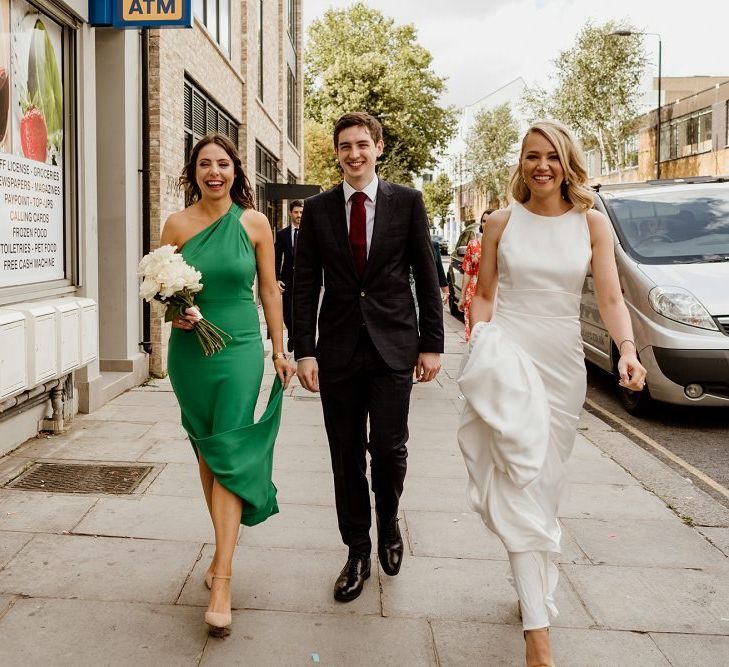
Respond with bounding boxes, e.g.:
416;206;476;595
179;133;256;210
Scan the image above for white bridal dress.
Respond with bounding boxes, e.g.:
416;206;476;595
457;201;591;630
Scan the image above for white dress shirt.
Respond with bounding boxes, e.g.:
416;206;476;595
343;174;378;256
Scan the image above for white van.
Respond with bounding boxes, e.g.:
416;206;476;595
582;178;729;414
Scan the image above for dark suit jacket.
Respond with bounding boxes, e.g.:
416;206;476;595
275;225;296;287
293;180;444;371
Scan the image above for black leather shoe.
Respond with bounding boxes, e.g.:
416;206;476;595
377;517;404;576
333;556;370;602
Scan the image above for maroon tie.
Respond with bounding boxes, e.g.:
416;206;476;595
349;191;367;276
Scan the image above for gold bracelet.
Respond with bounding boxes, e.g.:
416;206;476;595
618;339;635;354
272;352;287;361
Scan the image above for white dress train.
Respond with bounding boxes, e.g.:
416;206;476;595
457;201;591;629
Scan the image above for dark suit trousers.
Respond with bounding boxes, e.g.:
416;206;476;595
319;329;413;557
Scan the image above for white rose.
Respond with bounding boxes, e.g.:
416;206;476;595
139;277;161;302
158;263;187;297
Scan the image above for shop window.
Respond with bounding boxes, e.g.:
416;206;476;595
0;0;76;297
194;0;231;56
287;67;299;147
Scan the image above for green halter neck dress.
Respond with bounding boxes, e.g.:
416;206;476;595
167;202;282;526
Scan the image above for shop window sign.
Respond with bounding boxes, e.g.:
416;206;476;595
89;0;193;29
0;1;65;288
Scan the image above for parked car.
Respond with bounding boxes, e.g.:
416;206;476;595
431;234;450;255
446;222;481;317
584;177;729;414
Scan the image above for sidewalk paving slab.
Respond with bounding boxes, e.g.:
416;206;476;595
0;533;201;604
0;598;208;667
561;517;729;568
698;526;729;557
562;563;729;634
560;483;677;521
649;632;729;666
200;610;437;666
0;531;32;568
431;622;671;667
0;491;97;533
74;495;213;542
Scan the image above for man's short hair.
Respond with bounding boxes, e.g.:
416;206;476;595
289;199;304;211
333;112;384;148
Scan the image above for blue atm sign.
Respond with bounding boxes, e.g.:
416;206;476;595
89;0;193;29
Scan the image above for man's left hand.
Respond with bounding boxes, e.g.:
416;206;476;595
440;286;449;304
415;352;441;383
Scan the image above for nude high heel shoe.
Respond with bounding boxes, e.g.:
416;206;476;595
205;574;232;638
524;628;554;667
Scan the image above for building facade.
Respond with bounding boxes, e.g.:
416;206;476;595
0;1;304;453
588;77;729;185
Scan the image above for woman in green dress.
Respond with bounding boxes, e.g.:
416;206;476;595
161;134;295;637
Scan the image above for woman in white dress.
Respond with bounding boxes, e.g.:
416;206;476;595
459;120;646;666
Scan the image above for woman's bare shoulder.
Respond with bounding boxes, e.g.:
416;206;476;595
483;207;511;242
241;208;271;242
161;209;191;245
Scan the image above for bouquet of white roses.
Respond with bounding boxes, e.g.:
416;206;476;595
138;245;231;356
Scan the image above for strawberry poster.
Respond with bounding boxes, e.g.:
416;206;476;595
0;0;64;287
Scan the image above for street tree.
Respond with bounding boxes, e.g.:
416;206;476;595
305;2;457;184
464;103;519;206
422;173;453;229
522;20;648;174
304;119;340;190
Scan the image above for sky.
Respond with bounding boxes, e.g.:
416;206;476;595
303;0;729;109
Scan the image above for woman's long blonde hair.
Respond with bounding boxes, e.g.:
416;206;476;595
509;120;594;212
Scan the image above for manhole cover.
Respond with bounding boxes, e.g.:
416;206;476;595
6;462;154;494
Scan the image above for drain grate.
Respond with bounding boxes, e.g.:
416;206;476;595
6;462;154;494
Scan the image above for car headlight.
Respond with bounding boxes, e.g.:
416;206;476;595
648;286;719;331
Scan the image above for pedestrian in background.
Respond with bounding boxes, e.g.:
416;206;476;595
275;199;304;352
163;134;295;638
458;209;493;339
459;120;646;666
432;236;449;304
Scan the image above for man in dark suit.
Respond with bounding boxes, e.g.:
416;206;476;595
275;199;303;352
294;112;444;602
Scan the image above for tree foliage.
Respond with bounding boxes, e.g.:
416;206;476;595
464;103;519;205
422;173;452;228
304;119;340;190
304;3;457;184
522;20;648;173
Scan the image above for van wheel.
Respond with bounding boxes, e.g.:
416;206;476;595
617;382;652;416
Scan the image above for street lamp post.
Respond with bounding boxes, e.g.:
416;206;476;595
611;30;662;179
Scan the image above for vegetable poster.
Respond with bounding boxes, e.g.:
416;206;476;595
0;0;64;287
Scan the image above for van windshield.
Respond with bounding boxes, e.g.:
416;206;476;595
604;186;729;264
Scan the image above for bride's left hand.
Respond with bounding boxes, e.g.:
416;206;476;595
617;352;647;392
274;358;296;389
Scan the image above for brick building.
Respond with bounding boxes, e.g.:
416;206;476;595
148;0;304;375
588;77;729;185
